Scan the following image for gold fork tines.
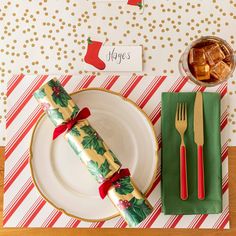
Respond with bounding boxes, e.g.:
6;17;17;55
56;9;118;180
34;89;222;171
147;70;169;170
175;103;188;200
175;103;187;145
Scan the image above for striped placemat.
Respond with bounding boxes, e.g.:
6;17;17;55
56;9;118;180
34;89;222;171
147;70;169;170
3;75;229;228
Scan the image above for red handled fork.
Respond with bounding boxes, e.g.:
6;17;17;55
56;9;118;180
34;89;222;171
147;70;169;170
175;103;188;200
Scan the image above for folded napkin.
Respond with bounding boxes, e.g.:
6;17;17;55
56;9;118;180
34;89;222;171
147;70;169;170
161;92;222;215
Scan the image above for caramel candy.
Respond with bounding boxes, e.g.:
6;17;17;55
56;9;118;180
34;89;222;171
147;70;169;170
203;43;225;66
193;64;210;81
210;61;231;80
189;48;206;66
220;44;232;64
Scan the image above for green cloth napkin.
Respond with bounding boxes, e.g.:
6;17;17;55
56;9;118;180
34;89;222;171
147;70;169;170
161;92;222;215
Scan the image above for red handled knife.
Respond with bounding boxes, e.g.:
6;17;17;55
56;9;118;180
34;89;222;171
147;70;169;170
194;92;205;200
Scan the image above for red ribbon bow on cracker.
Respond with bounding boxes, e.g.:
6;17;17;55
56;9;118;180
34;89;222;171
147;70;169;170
53;107;91;140
99;168;130;199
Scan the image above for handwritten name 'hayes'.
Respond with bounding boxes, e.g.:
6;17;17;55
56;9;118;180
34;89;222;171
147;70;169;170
106;48;131;64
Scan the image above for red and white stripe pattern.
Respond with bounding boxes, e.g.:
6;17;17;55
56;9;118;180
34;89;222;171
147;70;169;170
3;75;229;229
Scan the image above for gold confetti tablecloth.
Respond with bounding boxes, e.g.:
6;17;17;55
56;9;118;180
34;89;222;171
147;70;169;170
0;0;235;144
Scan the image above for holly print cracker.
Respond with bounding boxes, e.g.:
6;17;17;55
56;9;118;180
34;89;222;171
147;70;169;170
34;79;153;227
110;176;152;227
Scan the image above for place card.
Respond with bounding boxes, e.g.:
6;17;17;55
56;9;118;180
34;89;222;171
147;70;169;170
84;45;143;72
87;0;144;13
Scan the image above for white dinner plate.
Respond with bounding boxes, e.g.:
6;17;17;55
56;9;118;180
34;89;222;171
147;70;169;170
30;89;158;222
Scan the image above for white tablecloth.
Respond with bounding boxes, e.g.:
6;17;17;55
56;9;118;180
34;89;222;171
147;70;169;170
0;0;236;145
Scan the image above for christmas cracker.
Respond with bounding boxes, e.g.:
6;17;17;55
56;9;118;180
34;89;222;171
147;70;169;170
34;79;153;227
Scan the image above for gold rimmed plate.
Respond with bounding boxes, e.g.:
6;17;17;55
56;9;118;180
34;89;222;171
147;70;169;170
30;88;158;222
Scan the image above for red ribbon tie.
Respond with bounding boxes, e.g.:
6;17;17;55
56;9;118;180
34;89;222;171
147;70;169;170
53;107;90;140
99;168;130;199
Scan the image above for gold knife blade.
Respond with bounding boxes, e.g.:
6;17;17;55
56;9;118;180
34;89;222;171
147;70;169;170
194;92;204;146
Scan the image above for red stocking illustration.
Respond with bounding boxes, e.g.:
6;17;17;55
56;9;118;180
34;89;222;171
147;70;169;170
84;37;106;70
127;0;143;9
